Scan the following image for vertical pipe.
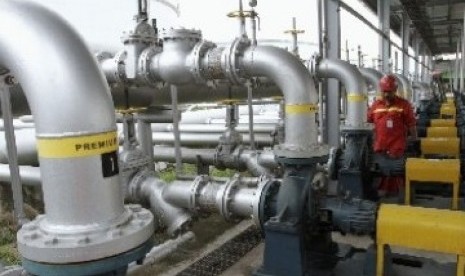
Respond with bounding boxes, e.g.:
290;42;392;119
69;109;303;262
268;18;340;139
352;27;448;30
461;11;465;92
394;51;398;73
414;34;420;81
358;45;363;67
247;80;256;150
292;17;298;56
401;12;410;76
251;11;258;46
378;0;391;73
455;34;460;91
323;0;341;147
239;0;246;37
345;40;350;62
137;0;148;21
170;85;183;175
0;81;26;225
137;119;154;166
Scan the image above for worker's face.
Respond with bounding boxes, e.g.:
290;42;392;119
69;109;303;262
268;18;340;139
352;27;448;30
382;91;395;101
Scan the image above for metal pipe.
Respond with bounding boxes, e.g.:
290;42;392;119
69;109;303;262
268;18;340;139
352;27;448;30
462;11;465;92
128;231;195;274
316;58;368;128
153;146;277;174
153;146;217;164
1;0;153;264
359;67;383;93
170;85;183;174
152;123;275;133
0;164;41;187
0;82;26;224
137;119;155;167
129;172;191;236
241;46;319;149
152;132;274;147
246;80;256;149
455;33;460;91
394;73;413;101
163;175;259;221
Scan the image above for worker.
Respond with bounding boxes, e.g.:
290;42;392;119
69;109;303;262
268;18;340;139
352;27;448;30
367;74;417;197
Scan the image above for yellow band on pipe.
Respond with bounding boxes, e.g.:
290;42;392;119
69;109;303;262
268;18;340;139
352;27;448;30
285;104;318;114
37;131;118;158
347;93;367;102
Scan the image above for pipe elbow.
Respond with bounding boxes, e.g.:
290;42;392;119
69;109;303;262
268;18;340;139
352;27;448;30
317;58;367;96
241;46;316;104
0;0;115;134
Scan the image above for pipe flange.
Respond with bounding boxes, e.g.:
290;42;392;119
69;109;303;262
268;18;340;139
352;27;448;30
221;37;251;84
112;50;128;83
188;40;217;83
218;174;241;221
252;179;280;230
95;51;112;63
138;46;162;86
17;205;154;264
189;175;210;213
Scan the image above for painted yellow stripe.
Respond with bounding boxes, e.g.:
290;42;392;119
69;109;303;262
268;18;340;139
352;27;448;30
37;131;118;158
285;104;318;114
347;93;367;102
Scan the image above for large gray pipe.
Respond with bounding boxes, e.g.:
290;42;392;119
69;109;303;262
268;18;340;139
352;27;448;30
359;67;383;93
316;58;368;128
152;123;276;133
0;165;41;187
395;73;413;101
0;0;152;264
241;46;319;149
152;132;274;147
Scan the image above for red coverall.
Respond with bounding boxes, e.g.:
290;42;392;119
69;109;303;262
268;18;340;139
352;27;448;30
367;96;416;194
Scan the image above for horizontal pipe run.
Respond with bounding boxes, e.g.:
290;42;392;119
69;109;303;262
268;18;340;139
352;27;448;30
0;164;41;187
152;132;274;147
153;147;217;164
152;123;276;134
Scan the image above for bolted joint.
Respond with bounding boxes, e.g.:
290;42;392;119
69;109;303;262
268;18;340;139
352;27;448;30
187;40;217;83
98;51;127;84
221;37;251;84
137;46;162;86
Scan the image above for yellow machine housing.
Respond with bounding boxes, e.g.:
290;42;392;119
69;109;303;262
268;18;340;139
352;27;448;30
421;137;460;158
426;126;458;137
430;119;456;127
377;204;465;276
405;158;460;209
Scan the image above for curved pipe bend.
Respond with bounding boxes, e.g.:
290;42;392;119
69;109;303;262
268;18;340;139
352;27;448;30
240;46;319;149
359;67;383;93
316;58;368;128
394;74;412;101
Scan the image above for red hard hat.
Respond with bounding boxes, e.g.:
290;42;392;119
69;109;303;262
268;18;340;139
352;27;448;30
379;74;398;93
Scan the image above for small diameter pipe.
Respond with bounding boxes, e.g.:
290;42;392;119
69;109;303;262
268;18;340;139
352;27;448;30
128;231;195;274
246;80;256;149
170;85;183;174
0;83;26;224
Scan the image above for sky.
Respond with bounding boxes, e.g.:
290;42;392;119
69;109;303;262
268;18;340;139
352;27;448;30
28;0;420;75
